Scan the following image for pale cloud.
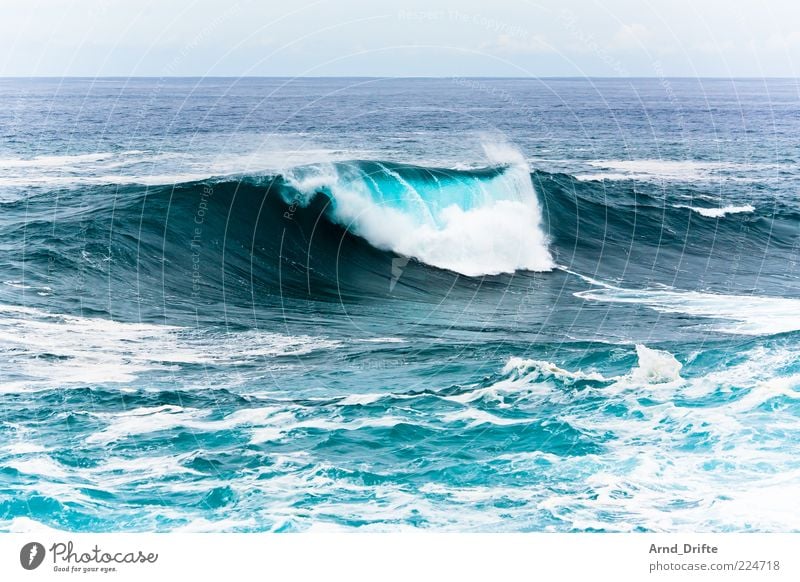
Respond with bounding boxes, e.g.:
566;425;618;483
610;23;652;50
479;33;553;55
693;40;737;54
764;31;800;50
742;31;800;54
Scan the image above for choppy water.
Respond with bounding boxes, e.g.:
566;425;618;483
1;77;799;532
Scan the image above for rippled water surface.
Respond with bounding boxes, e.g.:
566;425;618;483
1;77;799;531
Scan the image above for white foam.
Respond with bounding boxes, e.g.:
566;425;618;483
576;286;800;336
85;406;208;444
86;405;284;444
248;414;409;445
0;517;64;533
502;356;607;383
0;147;381;193
441;408;530;427
0;150;217;193
86;405;412;447
338;393;386;406
728;374;800;412
0;304;339;392
98;453;202;476
481;141;528;167
673;204;755;218
0;173;215;188
577;159;755;182
443;357;600;408
348;197;552;276
6;457;70;479
337;390;426;406
353;337;406;344
4;442;47;455
173;517;258;532
0;152;117;168
630;345;683;384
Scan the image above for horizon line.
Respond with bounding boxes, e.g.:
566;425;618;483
1;75;799;81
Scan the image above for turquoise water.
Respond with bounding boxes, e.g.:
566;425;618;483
0;77;799;531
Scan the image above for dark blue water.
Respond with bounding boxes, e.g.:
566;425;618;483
1;77;799;532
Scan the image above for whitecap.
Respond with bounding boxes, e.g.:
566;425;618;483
673;203;755;218
629;344;683;384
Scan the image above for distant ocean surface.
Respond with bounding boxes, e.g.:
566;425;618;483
1;77;799;532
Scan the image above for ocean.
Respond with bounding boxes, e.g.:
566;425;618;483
0;77;798;532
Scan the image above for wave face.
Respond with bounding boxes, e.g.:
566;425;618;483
2;77;800;534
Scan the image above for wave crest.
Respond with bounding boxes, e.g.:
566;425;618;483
284;160;554;276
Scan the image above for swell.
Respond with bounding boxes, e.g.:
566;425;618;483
3;167;535;317
3;162;796;319
536;171;798;295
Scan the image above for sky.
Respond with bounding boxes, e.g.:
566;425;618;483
2;0;800;77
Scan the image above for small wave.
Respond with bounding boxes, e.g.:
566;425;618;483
502;356;607;384
629;344;683;384
673;204;755;218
